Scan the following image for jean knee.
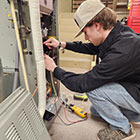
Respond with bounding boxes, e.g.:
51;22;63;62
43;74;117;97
90;105;100;117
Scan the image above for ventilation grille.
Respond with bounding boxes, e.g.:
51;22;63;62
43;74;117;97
18;110;38;140
27;99;44;135
5;123;21;140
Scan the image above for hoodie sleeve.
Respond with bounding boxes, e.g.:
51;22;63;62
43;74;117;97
53;49;134;93
65;41;99;55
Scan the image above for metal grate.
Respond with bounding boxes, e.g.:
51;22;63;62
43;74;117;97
27;99;44;135
18;110;38;140
0;87;51;140
5;123;21;140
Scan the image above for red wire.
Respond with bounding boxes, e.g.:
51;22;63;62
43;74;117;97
52;47;88;124
58;98;88;124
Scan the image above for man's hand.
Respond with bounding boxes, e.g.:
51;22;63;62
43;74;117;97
44;54;57;72
43;37;59;49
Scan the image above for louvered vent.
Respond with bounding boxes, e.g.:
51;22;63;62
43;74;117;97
27;99;44;135
5;123;21;140
18;110;38;140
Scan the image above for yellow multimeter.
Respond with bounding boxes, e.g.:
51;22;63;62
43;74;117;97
69;104;88;118
73;93;88;101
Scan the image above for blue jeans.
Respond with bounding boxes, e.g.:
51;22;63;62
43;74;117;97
86;82;140;134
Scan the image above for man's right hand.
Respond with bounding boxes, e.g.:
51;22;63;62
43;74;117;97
43;37;59;49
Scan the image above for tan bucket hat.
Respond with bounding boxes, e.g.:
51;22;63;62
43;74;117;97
74;0;105;38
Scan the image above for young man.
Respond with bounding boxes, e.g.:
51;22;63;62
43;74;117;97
44;0;140;139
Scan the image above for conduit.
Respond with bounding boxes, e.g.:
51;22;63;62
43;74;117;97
12;46;19;92
10;0;29;92
28;0;46;118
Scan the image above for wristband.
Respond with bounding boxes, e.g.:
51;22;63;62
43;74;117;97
58;42;61;49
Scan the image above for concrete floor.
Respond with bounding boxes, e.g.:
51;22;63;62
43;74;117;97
49;68;140;140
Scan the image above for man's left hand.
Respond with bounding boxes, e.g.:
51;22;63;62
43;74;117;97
44;54;57;72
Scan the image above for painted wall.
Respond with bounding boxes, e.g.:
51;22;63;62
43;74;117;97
58;0;72;14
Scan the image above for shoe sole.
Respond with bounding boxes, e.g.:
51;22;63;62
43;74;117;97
122;131;136;140
96;130;136;140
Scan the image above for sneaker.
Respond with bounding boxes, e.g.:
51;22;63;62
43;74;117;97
131;121;140;128
97;125;136;140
